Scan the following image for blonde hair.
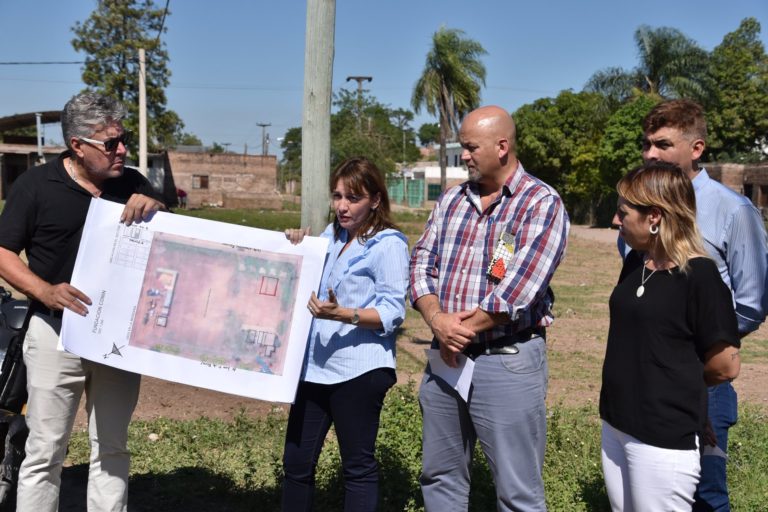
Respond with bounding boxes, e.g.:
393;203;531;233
617;161;707;272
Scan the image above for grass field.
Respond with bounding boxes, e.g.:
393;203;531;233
52;206;768;510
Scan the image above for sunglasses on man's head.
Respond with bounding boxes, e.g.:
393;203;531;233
78;132;130;152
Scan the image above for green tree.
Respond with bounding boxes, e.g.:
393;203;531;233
279;127;302;191
634;25;712;101
412;27;486;191
389;108;419;165
417;122;440;146
176;132;202;146
515;90;608;224
586;25;712;106
707;18;768;161
71;0;187;152
582;66;639;113
597;95;659;211
331;88;419;173
209;142;227;154
279;89;419;186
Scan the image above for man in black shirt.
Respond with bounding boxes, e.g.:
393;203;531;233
0;92;164;512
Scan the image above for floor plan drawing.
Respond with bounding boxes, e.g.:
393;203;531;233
130;233;302;376
111;224;153;271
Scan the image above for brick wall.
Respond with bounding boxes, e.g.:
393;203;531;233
704;162;768;212
168;151;280;209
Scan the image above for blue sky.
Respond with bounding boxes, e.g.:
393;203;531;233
1;0;766;157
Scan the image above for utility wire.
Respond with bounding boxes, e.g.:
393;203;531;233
154;0;171;49
0;61;83;65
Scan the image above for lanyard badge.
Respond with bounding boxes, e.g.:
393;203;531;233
487;231;515;280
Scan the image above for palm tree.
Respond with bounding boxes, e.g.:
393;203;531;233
635;25;712;100
412;27;486;191
585;25;712;107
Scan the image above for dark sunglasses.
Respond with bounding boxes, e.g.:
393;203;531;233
78;132;130;152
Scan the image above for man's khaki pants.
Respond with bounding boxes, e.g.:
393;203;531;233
17;313;140;512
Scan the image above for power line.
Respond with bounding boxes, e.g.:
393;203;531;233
1;55;144;66
0;61;83;65
3;0;171;66
154;0;171;49
170;83;300;91
0;76;302;93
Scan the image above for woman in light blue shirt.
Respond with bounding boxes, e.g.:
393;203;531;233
282;157;409;512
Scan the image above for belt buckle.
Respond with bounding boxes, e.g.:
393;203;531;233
500;344;519;355
484;340;519;356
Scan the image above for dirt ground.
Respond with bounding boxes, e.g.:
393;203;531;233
64;224;768;431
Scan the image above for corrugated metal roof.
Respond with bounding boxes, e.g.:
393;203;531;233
0;111;61;132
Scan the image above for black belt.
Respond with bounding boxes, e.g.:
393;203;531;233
463;327;545;360
30;301;63;319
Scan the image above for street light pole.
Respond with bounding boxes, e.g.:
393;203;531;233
257;122;271;156
345;75;372;132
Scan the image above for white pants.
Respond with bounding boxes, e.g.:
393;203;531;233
601;420;700;512
17;314;140;512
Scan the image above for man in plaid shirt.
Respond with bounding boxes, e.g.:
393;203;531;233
410;105;569;511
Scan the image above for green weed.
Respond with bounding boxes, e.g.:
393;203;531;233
64;385;767;511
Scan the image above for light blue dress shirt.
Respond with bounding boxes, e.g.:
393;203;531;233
692;169;768;335
302;224;409;384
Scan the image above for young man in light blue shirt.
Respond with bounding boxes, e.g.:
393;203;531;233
641;99;768;511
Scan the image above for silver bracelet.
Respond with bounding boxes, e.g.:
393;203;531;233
428;309;442;327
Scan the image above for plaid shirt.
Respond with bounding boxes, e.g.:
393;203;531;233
410;163;569;342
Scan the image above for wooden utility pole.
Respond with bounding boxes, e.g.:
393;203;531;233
302;0;336;235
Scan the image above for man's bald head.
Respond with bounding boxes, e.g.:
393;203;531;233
459;105;519;185
462;105;516;153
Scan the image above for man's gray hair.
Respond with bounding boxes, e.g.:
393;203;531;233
61;92;127;149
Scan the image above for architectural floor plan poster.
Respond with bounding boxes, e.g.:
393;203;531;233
60;198;328;403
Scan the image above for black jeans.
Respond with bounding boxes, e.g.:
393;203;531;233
281;367;396;512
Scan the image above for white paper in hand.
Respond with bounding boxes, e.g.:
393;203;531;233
425;348;475;402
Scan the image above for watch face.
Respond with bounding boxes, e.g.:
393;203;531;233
352;309;359;324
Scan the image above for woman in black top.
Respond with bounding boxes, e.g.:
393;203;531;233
600;161;740;511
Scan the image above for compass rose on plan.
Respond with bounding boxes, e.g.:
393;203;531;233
103;343;125;359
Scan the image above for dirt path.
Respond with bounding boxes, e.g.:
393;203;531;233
569;225;621;245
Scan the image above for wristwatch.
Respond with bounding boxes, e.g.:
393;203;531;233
351;308;360;325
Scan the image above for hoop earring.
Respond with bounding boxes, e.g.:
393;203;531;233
649;224;659;235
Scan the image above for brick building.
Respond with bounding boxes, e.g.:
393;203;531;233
705;162;768;216
166;149;279;209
